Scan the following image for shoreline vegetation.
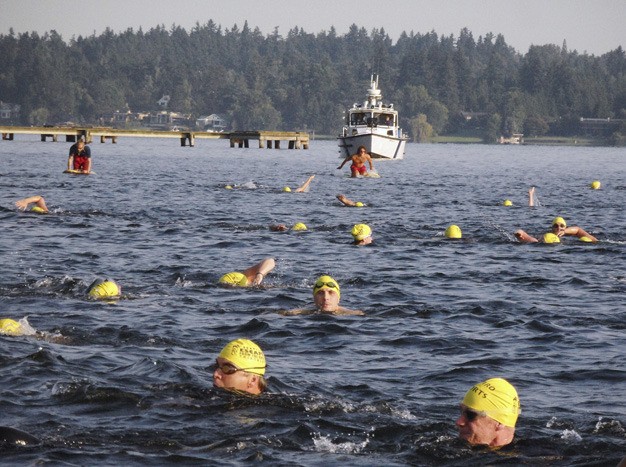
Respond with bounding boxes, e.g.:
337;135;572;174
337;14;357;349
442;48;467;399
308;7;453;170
312;133;611;146
0;23;623;146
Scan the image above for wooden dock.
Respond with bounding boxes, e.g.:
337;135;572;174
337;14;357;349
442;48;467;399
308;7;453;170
0;126;309;149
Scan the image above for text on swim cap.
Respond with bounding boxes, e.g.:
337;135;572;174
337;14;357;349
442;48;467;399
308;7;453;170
231;343;264;363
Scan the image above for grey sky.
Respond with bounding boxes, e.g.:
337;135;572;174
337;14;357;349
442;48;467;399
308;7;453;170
1;0;623;56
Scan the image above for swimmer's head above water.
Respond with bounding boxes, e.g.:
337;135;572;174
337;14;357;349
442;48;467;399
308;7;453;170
213;338;267;395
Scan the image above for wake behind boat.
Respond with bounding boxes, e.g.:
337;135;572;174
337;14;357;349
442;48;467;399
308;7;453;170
338;75;408;160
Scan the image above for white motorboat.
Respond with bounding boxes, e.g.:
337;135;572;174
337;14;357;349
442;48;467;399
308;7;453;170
338;75;408;160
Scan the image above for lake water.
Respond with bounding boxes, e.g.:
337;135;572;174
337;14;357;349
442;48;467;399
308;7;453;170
0;136;625;465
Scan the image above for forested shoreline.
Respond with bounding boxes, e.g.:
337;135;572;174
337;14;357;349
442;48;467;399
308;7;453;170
1;21;624;144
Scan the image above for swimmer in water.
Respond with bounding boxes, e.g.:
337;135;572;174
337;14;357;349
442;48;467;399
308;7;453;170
515;216;598;243
351;224;373;246
0;317;70;344
283;175;315;193
15;195;49;214
456;377;520;448
282;275;365;316
336;194;365;207
86;278;121;299
445;225;462;239
213;338;267;395
218;257;275;287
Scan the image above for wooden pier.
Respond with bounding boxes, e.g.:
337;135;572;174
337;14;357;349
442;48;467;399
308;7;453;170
0;126;309;149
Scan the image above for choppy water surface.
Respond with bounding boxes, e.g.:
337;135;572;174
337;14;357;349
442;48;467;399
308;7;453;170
1;137;624;465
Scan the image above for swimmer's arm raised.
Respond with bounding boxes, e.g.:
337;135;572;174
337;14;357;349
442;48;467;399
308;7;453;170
514;229;538;243
15;195;48;212
564;226;598;242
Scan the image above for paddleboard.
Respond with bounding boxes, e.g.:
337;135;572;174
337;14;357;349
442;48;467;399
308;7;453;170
64;169;93;175
347;172;381;179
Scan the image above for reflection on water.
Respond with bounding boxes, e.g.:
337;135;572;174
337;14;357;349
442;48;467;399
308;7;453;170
1;138;625;464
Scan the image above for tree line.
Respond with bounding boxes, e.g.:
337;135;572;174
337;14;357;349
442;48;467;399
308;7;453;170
0;21;624;143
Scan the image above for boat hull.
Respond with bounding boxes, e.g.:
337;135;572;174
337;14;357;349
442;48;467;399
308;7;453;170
338;133;407;160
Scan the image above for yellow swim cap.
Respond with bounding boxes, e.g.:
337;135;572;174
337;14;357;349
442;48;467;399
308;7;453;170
219;272;249;287
462;377;521;427
218;338;266;375
590;180;601;190
292;222;307;231
30;206;47;214
313;275;340;299
87;279;121;299
579;236;593;242
445;224;462;239
355;202;364;207
542;233;561;243
0;318;23;336
503;199;513;206
225;185;233;190
552;217;567;228
282;186;291;192
351;224;372;241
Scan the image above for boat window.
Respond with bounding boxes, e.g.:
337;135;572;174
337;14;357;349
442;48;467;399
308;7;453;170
351;113;366;125
381;114;394;125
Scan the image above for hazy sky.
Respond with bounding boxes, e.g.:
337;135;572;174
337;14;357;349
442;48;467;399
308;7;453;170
1;0;624;56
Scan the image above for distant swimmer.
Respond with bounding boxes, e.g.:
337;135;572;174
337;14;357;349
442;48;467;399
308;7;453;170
351;224;373;245
0;318;36;337
515;216;598;243
269;223;307;232
86;278;121;299
336;194;365;207
338;145;374;178
456;377;520;448
219;257;275;287
0;426;41;446
282;275;364;316
283;175;315;193
445;224;462;239
213;338;267;395
15;195;49;214
0;317;69;344
67;139;92;174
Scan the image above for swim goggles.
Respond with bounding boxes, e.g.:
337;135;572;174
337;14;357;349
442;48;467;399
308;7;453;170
214;360;265;375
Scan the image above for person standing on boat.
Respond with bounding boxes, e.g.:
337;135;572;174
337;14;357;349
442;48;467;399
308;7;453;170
67;139;92;173
338;145;374;178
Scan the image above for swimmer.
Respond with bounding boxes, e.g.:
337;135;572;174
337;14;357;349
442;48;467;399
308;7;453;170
219;257;275;287
515;216;598;243
0;317;69;344
282;275;364;316
283;175;315;193
336;194;365;207
351;224;373;245
15;195;49;214
445;225;462;239
338;145;374;177
456;377;520;448
213;338;267;395
86;278;121;299
0;318;36;337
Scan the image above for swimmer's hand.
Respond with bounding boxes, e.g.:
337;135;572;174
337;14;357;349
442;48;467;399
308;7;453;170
15;200;29;211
